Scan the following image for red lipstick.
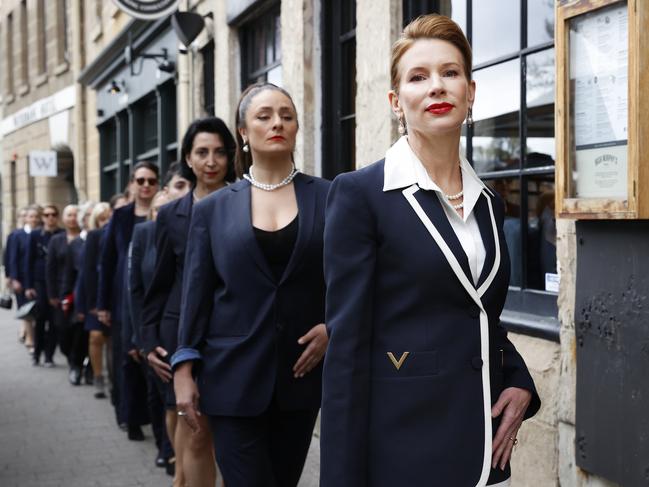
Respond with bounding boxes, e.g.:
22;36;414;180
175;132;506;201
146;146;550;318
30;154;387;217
269;135;285;142
426;102;454;115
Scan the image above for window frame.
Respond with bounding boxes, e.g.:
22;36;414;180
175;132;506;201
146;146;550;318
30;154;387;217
239;3;281;89
321;0;357;180
401;0;560;341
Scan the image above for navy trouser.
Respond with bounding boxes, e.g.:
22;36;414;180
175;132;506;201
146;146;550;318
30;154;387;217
32;281;56;362
147;367;174;458
208;399;318;487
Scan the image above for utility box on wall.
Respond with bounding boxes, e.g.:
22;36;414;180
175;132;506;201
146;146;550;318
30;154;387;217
556;0;649;219
574;221;649;486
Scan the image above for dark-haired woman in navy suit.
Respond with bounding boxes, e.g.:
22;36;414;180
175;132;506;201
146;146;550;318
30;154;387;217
172;83;329;487
141;117;235;487
321;15;540;487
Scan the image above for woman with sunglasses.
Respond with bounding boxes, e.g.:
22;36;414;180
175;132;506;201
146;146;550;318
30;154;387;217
25;205;63;367
172;84;329;486
97;161;159;439
141;117;235;487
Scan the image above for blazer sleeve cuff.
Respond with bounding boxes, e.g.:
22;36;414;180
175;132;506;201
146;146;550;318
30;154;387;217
171;348;202;369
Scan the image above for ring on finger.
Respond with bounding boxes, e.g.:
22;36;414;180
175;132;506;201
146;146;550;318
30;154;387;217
509;437;519;446
177;410;187;417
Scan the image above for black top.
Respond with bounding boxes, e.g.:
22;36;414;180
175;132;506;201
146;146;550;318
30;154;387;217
134;215;146;225
253;216;299;281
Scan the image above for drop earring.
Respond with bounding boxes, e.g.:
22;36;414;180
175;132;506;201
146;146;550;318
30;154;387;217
242;141;249;153
398;116;407;135
466;107;473;127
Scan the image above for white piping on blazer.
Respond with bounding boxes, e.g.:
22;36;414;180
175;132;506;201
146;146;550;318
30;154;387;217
402;185;501;487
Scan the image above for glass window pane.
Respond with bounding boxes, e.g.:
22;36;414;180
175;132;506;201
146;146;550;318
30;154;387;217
341;40;356;116
526;48;555;167
526;175;556;291
472;59;521;173
472;0;520;65
486;178;522;288
402;0;466;34
267;65;282;87
527;0;555;47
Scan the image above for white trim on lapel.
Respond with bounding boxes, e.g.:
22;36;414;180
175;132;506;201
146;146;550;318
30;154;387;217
478;190;501;297
402;184;493;487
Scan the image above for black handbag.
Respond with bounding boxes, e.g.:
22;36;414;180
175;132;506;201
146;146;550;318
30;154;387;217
15;300;39;320
0;293;12;309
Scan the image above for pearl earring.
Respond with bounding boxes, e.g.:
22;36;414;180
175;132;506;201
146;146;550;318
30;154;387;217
242;142;249;153
398;116;406;135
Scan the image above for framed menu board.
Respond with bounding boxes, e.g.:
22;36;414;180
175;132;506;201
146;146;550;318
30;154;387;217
556;0;649;218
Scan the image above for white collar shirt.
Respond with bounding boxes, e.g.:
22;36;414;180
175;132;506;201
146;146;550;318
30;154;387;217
23;224;32;234
383;136;488;285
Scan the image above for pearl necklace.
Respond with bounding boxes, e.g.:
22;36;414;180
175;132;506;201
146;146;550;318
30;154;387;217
443;190;464;210
244;165;299;191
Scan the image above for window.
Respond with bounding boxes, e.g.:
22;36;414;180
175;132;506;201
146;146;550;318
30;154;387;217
5;13;14;96
56;0;69;64
202;40;215;115
240;5;281;88
37;0;47;75
402;0;466;32
19;1;28;87
400;0;558;337
322;0;357;179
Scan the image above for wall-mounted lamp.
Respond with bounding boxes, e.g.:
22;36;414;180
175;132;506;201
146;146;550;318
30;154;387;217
125;38;176;77
107;79;126;94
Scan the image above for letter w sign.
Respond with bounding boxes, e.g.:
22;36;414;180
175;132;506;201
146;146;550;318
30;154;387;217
29;150;58;177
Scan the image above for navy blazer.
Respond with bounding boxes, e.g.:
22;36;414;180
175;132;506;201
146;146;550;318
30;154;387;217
173;174;330;416
4;230;17;279
46;232;71;300
25;228;63;290
6;229;29;282
141;191;193;355
320;161;541;487
129;221;157;350
98;203;136;317
82;228;103;313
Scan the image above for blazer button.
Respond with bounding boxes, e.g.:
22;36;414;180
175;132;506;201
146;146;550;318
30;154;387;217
468;304;481;319
471;357;483;370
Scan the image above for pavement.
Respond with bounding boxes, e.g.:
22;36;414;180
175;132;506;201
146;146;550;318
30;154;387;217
0;308;320;487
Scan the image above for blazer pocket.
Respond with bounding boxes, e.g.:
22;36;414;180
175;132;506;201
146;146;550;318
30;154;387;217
373;350;438;378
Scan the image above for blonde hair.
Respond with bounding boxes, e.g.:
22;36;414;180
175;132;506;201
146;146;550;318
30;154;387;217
390;14;472;92
89;202;111;230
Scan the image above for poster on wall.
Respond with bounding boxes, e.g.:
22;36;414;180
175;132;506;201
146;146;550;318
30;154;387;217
569;2;628;199
29;151;58;177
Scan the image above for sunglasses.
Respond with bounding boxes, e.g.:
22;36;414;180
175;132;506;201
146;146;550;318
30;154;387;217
135;177;158;186
43;213;58;218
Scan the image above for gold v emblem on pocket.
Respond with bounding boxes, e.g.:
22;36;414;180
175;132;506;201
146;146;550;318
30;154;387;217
387;352;410;370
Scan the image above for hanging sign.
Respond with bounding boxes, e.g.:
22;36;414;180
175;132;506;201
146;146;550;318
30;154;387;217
111;0;178;20
29;150;58;177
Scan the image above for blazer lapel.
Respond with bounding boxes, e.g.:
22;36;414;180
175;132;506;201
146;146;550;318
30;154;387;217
476;191;501;297
474;193;496;289
279;174;316;284
231;182;276;283
412;187;474;286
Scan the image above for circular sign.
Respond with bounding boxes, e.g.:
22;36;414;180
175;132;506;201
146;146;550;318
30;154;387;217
111;0;178;21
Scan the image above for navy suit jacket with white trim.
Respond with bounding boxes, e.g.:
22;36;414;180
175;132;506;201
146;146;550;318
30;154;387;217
320;160;541;487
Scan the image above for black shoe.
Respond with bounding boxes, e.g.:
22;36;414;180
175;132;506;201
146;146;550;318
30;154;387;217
43;360;55;368
83;357;93;385
68;367;82;385
155;454;166;468
127;425;145;441
165;457;175;477
32;358;40;367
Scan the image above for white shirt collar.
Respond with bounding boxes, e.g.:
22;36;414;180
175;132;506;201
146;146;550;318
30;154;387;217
80;230;88;241
383;136;488;222
23;224;32;234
